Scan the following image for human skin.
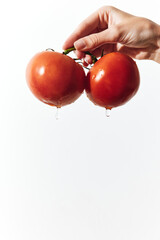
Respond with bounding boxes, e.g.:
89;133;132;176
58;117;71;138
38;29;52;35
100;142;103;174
63;6;160;64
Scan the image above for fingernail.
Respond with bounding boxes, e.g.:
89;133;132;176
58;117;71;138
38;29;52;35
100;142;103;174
82;58;89;67
85;55;92;64
84;57;89;65
74;39;86;50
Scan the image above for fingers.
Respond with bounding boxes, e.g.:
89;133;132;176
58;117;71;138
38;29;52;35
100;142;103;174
74;26;120;51
63;6;133;51
62;5;135;66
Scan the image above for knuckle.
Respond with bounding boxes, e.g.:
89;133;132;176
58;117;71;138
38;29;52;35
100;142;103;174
89;34;99;48
102;5;115;13
99;5;114;11
111;25;120;41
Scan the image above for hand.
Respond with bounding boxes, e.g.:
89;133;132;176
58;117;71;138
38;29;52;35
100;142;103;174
63;6;160;64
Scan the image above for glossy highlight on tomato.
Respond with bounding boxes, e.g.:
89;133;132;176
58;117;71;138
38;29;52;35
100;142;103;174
26;51;85;107
85;52;140;109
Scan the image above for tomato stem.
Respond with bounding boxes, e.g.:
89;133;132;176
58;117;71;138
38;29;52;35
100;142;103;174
63;47;98;64
101;49;104;58
63;47;75;55
85;51;98;63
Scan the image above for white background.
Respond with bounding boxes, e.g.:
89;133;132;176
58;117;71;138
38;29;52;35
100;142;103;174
0;0;160;239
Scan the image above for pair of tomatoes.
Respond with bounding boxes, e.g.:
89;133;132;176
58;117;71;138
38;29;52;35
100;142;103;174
26;50;140;110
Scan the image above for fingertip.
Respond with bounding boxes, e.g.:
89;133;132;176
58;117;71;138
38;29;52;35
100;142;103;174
74;39;86;51
82;58;89;67
75;50;85;59
84;55;92;64
62;40;71;51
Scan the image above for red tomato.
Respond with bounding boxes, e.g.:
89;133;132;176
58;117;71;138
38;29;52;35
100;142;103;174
86;52;140;109
26;51;85;107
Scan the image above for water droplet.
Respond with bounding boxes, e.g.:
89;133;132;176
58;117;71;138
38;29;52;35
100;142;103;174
105;108;111;118
55;107;60;120
46;48;55;52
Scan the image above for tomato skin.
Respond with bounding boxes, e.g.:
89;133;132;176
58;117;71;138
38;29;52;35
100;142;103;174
86;52;140;109
26;51;85;107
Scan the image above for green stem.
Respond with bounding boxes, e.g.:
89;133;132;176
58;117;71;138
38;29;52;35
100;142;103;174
101;49;104;58
63;47;75;55
63;47;98;64
85;51;98;63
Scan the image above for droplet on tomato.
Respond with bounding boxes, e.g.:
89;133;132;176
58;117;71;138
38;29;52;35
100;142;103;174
55;107;60;120
105;108;111;118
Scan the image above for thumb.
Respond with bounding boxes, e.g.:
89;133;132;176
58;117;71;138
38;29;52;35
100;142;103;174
74;26;120;51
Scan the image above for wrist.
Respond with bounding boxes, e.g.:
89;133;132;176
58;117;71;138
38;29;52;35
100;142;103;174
157;24;160;46
153;24;160;63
